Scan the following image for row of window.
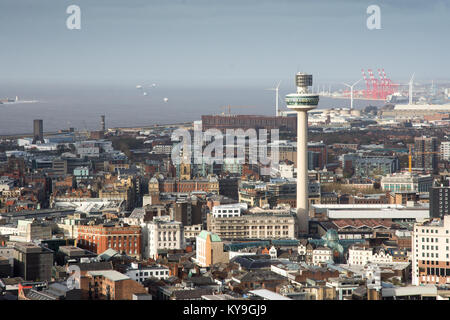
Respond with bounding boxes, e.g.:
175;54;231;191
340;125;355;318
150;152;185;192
218;225;289;229
420;237;450;243
417;229;450;234
420;245;450;251
421;260;450;266
215;209;239;213
421;252;450;259
135;270;169;277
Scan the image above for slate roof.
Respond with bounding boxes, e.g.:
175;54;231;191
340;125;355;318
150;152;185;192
73;261;113;271
230;254;276;270
129;207;146;219
172;288;214;300
238;270;286;283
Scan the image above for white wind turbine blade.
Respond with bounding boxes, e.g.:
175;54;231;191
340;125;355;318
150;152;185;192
352;78;363;87
275;80;281;89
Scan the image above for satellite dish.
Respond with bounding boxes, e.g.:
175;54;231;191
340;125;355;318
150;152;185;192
143;92;148;96
151;83;156;87
163;97;168;102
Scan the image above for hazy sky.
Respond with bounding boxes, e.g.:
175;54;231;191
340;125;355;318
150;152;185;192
0;0;449;88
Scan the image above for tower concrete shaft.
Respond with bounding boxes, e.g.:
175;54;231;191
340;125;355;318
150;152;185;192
296;110;309;234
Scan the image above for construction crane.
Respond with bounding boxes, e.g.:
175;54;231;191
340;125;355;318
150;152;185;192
408;145;441;173
220;105;256;116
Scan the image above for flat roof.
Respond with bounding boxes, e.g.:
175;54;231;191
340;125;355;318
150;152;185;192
382;285;437;297
249;289;292;300
88;270;130;282
328;209;429;220
394;104;450;111
202;294;237;300
314;204;405;209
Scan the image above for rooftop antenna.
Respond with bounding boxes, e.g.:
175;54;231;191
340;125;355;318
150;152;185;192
343;78;362;110
265;81;282;116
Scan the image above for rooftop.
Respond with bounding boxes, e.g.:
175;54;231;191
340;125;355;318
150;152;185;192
249;289;292;300
88;270;130;282
198;230;222;242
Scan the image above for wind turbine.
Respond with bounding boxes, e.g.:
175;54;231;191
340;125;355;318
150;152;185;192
408;73;415;105
342;78;362;110
265;81;281;116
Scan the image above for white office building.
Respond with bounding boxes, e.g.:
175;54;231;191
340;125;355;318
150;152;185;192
380;172;433;193
125;262;170;284
412;216;450;286
211;203;247;218
312;246;333;265
348;246;394;266
141;217;184;259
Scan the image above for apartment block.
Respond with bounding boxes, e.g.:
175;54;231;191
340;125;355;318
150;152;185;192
207;213;295;240
429;184;450;218
412;216;450;285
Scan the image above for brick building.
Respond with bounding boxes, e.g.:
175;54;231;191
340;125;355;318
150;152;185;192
195;231;229;267
76;224;141;259
82;270;148;300
201;115;297;133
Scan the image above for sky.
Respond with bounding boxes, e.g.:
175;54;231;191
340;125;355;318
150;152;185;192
0;0;449;88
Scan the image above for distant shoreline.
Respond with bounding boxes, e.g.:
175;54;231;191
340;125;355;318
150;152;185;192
0;96;385;137
0;100;39;105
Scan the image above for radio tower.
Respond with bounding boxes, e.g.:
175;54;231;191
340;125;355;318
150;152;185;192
285;73;319;235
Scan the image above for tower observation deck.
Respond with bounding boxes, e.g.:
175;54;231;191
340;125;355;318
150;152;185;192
285;73;320;111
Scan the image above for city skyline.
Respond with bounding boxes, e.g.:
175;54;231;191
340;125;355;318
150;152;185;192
1;0;450;305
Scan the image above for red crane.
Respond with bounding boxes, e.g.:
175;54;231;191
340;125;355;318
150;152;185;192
360;68;398;100
361;69;371;99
